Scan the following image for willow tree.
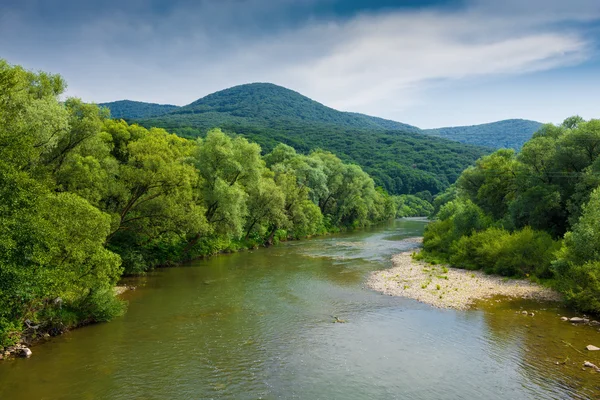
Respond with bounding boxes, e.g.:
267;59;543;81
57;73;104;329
100;121;208;273
185;129;264;252
0;60;124;346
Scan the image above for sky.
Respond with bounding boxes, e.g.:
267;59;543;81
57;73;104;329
1;0;599;128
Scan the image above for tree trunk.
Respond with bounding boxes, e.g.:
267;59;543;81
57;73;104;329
265;225;278;247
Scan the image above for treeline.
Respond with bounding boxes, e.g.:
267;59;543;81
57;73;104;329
419;116;600;313
128;83;488;196
423;119;542;151
0;61;428;347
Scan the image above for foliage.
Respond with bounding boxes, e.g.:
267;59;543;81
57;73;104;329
553;188;600;311
394;195;434;217
0;61;406;346
99;100;178;119
421;116;600;313
449;227;559;278
100;83;488;196
0;60;124;346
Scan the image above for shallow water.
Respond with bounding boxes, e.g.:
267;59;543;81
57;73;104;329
1;219;600;399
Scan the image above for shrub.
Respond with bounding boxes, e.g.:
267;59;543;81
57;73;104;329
74;288;126;323
449;227;559;278
0;318;21;347
555;261;600;313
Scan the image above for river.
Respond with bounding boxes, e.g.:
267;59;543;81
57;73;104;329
1;219;600;399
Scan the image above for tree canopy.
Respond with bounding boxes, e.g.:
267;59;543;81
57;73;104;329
420;116;600;313
100;83;489;196
1;60;429;347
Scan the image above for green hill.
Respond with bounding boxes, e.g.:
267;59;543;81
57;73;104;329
423;119;542;151
98;100;179;119
99;83;492;195
160;83;422;132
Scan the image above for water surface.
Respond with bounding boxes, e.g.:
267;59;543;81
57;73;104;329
1;219;600;399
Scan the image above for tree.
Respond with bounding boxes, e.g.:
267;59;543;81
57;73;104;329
244;174;286;240
101;122;207;273
555;187;600;312
457;149;518;219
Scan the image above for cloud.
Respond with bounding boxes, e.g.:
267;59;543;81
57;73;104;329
0;0;598;123
279;11;589;115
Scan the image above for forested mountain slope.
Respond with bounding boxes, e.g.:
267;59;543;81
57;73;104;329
165;83;422;132
98;100;179;119
423;119;542;151
100;83;489;195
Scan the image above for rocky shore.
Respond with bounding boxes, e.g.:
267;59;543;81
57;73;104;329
367;250;561;310
1;343;33;360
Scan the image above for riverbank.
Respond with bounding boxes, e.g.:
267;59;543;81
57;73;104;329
367;249;561;310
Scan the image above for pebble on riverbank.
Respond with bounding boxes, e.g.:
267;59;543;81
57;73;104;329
367;251;561;310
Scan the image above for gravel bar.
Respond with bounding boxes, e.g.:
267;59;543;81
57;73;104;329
367;250;561;310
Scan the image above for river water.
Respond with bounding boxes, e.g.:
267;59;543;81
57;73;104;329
1;219;600;399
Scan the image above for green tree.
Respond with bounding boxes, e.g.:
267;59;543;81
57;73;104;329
244;173;286;240
102;122;207;273
457;149;518;219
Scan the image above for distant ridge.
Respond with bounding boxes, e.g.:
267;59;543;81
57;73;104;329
99;84;541;151
98;100;179;119
423;119;543;151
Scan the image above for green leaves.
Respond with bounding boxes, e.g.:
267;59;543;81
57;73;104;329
423;116;600;313
0;59;427;347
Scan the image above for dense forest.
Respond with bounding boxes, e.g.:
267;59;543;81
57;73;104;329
101;83;489;195
0;61;433;347
102;86;542;153
98;100;178;119
419;116;600;312
422;119;542;151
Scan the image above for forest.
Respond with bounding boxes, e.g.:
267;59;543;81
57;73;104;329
419;116;600;313
98;100;179;119
109;83;489;196
0;61;430;347
422;119;542;151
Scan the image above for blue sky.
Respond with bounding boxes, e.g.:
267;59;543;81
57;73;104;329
1;0;599;128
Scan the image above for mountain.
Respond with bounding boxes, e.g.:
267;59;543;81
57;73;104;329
99;85;542;152
153;83;422;132
97;83;496;195
423;119;542;151
98;100;179;119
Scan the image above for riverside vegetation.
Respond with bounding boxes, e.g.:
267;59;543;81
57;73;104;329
0;61;434;348
418;116;600;314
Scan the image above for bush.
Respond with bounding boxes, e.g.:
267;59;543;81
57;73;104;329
0;318;21;347
422;219;454;260
422;199;491;260
74;289;126;323
555;261;600;313
449;227;559;278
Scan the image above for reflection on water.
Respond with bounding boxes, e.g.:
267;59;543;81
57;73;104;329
0;219;599;399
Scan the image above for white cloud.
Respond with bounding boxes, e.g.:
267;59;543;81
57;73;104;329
0;0;598;125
